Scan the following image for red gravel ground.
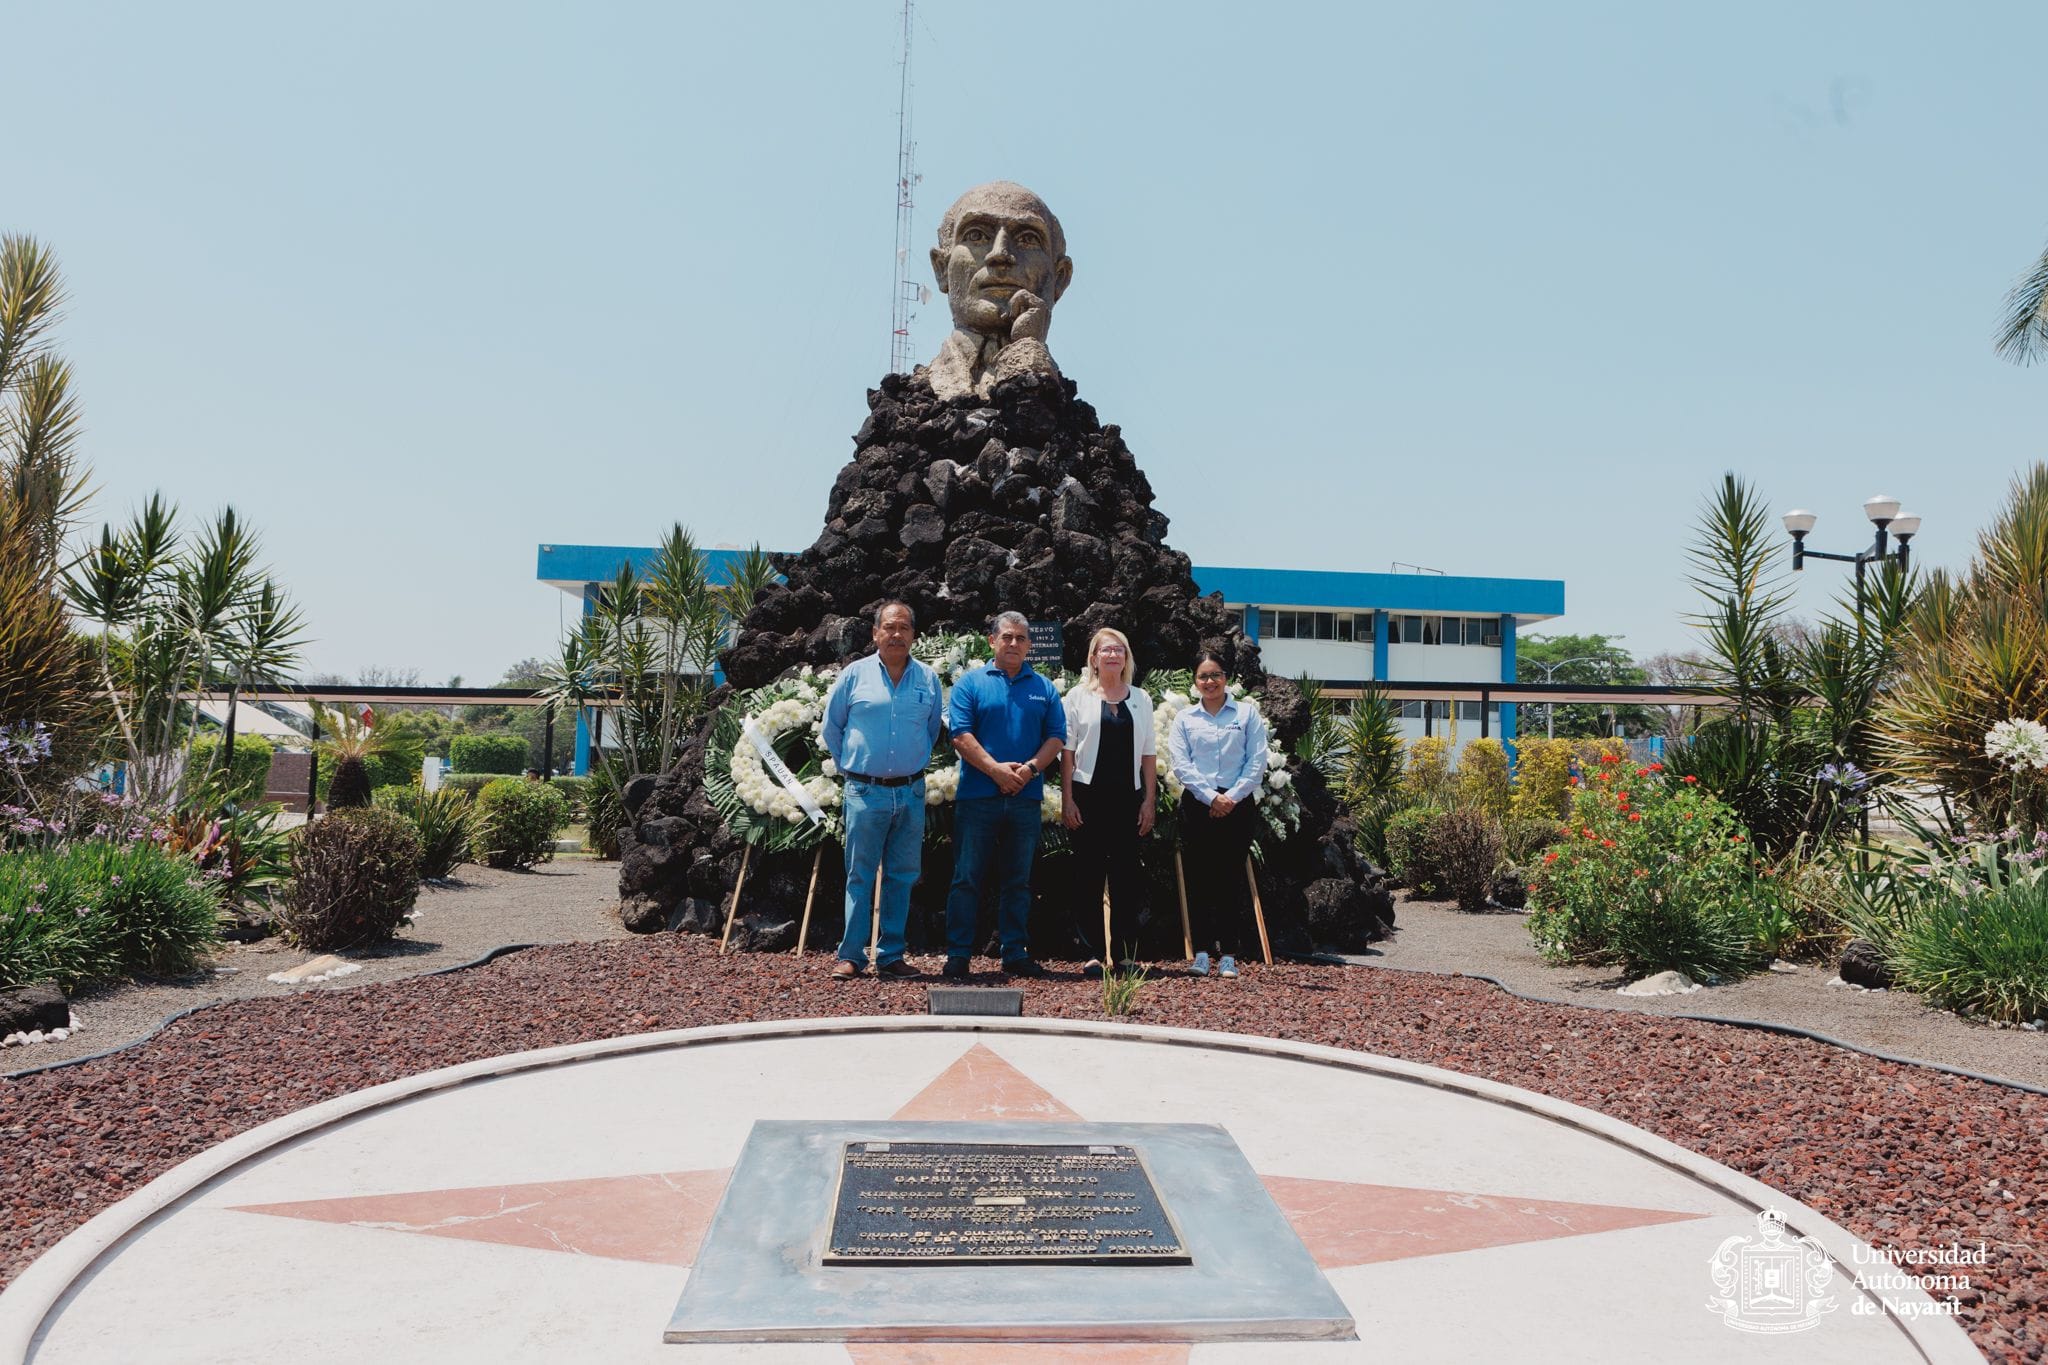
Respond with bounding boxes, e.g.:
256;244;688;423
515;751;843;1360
3;936;2042;1361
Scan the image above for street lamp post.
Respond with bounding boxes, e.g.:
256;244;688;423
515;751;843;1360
1782;495;1922;630
1782;495;1923;852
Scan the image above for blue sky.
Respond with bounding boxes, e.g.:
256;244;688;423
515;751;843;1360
10;1;2045;681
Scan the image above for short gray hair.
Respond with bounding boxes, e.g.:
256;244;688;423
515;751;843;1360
876;599;916;630
990;610;1030;638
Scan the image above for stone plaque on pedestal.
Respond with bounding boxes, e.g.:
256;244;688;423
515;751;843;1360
664;1119;1355;1344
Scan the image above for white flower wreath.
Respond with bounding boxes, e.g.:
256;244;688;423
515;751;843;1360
708;636;1303;846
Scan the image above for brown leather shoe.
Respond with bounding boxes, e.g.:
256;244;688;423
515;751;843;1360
877;959;922;979
831;960;862;979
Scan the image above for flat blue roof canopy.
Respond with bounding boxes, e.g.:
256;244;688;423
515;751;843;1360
537;545;1564;623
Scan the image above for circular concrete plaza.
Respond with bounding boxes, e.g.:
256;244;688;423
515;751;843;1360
0;1018;1977;1363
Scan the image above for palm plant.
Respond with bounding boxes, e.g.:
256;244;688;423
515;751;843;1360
312;702;395;810
0;235;100;802
543;526;776;799
65;500;303;807
1876;463;2048;830
1996;237;2048;365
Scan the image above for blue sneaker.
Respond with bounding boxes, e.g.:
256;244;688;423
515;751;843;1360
1219;955;1238;978
1191;952;1211;977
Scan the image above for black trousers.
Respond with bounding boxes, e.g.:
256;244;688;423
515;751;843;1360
1070;776;1147;961
1179;799;1258;956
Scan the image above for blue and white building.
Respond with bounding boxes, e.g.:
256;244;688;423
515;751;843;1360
537;544;1565;774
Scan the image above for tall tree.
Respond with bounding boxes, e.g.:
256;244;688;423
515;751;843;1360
1516;632;1652;737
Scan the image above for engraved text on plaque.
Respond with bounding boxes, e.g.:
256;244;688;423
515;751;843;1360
823;1141;1189;1265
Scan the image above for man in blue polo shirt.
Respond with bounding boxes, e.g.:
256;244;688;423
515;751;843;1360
821;601;943;980
943;610;1067;979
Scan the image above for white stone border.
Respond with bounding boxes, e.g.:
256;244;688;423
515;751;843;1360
0;1016;1983;1363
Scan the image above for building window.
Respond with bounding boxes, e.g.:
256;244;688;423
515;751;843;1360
1265;609;1364;642
1479;617;1502;647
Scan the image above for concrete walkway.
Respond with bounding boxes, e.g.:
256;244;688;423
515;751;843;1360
0;1018;1979;1362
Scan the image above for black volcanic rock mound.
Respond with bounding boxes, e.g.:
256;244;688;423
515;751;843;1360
616;370;1392;955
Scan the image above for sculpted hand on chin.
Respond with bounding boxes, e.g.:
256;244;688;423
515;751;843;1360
1005;290;1049;346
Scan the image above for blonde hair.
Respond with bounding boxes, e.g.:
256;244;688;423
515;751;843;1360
1079;627;1136;692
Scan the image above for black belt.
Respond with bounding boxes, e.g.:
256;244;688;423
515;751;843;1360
845;771;918;788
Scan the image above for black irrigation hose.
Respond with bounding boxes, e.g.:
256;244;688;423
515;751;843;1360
1322;953;2048;1099
1;943;547;1082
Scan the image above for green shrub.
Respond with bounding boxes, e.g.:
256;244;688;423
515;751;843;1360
314;743;422;805
187;734;275;805
1527;757;1775;980
1508;737;1574;822
1402;737;1453;806
439;773;499;798
1456;739;1511;820
549;775;589;819
0;841;223;989
371;783;418;811
583;762;626;860
1887;879;2048;1023
1503;816;1567;866
1385;806;1445;896
450;733;529;775
471;777;569;870
1432;807;1503;912
279;808;422;950
372;785;476;880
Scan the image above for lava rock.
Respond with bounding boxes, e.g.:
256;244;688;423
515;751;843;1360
1839;939;1894;990
616;369;1376;951
0;984;68;1037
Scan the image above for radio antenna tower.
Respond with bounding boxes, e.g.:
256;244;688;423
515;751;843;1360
888;0;922;373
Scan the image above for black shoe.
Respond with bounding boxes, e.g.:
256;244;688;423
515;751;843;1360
1082;960;1105;980
942;957;970;981
1002;957;1048;979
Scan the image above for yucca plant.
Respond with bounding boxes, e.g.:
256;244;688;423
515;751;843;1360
1876;463;2048;831
0;235;102;804
541;525;775;829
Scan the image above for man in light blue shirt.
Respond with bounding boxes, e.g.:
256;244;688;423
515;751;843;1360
820;601;943;979
942;610;1067;979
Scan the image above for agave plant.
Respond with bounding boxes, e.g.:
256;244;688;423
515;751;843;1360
1876;463;2048;830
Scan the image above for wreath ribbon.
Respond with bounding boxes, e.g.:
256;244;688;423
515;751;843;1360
742;717;826;826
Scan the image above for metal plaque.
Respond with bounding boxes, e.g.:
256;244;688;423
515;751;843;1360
824;1141;1187;1265
1026;620;1063;668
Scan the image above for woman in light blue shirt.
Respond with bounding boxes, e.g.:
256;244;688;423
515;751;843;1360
1166;651;1269;978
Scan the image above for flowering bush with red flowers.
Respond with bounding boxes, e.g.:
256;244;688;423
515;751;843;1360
1526;758;1783;980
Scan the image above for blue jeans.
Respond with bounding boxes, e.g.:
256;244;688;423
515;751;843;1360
945;794;1043;962
837;777;927;967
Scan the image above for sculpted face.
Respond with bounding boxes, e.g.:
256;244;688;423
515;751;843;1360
931;182;1072;338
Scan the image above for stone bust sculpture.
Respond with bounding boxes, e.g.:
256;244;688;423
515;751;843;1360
925;181;1074;401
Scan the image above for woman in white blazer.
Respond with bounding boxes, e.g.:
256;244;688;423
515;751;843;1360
1059;627;1157;976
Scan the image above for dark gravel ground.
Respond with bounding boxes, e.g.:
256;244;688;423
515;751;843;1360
2;936;2041;1360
